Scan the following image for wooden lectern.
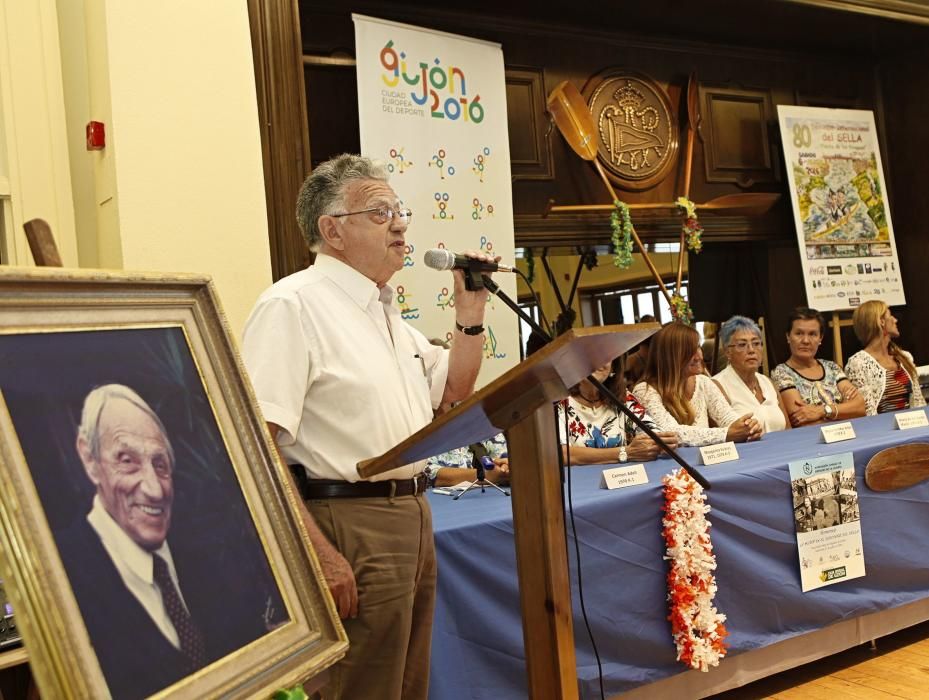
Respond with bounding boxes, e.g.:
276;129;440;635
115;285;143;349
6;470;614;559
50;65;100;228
358;324;657;699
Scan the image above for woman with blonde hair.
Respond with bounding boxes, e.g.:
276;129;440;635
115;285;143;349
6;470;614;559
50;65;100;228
633;322;763;446
845;300;924;415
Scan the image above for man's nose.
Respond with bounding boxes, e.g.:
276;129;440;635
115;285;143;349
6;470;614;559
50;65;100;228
138;462;168;498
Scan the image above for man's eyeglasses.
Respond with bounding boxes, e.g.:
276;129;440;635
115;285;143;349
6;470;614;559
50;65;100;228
728;340;763;352
331;206;413;225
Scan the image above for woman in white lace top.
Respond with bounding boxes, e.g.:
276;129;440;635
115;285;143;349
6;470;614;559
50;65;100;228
633;322;763;447
845;300;925;415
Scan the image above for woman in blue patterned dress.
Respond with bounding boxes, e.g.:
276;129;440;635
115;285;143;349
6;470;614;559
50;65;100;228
771;307;866;427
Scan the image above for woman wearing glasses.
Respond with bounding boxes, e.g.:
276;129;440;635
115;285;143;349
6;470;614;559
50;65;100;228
712;316;789;432
771;307;866;427
845;300;925;415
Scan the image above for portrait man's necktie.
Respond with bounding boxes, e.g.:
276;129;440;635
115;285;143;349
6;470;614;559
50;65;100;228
152;553;206;671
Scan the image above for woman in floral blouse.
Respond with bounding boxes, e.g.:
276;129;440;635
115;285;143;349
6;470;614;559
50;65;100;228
557;358;678;464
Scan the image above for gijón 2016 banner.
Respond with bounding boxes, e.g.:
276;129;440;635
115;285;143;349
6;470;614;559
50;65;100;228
353;14;518;387
777;106;904;312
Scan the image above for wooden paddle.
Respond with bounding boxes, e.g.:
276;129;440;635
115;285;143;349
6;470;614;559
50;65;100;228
547;81;673;305
676;72;701;290
545;192;781;216
864;442;929;491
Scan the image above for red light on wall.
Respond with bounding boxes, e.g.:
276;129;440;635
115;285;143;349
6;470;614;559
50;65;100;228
86;121;105;150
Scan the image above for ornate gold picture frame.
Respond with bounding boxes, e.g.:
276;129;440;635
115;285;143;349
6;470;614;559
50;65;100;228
0;267;346;699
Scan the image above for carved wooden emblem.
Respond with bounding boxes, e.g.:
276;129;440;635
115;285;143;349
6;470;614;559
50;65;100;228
585;70;679;191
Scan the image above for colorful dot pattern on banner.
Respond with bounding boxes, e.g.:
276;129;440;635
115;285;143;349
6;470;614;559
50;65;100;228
472;147;491;182
428;148;456;179
396;285;420;320
436;286;454;311
387;147;413;174
433;192;454;220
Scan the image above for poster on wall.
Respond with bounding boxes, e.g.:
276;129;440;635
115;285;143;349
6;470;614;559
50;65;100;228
789;452;865;592
353;14;518;387
777;105;904;312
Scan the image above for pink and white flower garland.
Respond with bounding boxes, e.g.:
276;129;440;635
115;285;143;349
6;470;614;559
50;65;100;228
662;468;729;672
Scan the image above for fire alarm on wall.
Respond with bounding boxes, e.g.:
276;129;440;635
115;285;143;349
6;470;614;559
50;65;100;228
86;121;105;150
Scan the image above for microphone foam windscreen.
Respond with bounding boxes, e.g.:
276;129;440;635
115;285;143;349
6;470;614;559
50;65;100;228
423;248;455;271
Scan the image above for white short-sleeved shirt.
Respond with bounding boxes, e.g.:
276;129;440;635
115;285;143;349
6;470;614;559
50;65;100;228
241;254;449;482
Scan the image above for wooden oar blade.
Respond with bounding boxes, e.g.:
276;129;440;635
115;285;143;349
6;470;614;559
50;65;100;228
547;81;598;162
865;442;929;491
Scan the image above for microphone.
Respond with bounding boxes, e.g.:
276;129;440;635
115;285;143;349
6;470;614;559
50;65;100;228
423;249;515;273
469;442;494;470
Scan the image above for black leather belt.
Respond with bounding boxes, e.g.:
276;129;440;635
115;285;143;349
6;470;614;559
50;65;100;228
289;465;427;499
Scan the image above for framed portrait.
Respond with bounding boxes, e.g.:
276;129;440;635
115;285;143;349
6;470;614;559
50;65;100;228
0;268;346;699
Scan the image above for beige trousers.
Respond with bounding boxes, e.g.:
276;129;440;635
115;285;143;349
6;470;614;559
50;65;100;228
308;494;436;700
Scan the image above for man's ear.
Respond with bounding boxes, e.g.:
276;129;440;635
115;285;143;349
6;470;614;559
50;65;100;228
317;215;345;251
76;436;101;486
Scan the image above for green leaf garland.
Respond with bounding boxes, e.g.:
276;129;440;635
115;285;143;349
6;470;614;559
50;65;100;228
611;200;634;269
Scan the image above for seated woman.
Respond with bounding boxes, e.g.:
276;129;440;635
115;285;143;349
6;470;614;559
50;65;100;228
771;307;866;427
633;322;763;447
845;300;925;415
558;357;679;464
712;315;789;433
424;434;509;487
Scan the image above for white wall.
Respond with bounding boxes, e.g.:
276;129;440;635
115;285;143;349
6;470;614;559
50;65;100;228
2;1;273;335
0;0;79;266
87;1;273;335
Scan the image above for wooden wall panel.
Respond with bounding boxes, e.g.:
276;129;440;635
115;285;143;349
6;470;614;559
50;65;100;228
701;86;778;187
506;68;554;181
877;45;929;367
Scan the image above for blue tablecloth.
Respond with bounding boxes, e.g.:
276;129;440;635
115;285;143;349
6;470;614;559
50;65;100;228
427;412;929;699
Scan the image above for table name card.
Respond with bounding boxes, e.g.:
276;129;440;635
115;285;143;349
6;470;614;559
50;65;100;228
821;421;856;443
600;464;648;490
699;442;739;466
895;410;929;430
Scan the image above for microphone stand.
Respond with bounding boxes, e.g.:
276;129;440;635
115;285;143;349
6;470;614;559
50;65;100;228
476;272;711;490
453;454;511;500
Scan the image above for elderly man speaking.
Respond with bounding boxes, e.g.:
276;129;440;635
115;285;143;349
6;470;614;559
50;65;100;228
242;153;495;700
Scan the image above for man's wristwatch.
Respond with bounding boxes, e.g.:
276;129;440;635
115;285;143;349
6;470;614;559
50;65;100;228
618;445;628;463
455;321;485;336
823;403;835;420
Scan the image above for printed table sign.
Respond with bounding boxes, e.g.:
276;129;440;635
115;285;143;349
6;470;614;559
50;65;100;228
821;421;856;443
789;452;865;591
895;410;929;430
699;442;739;466
600;464;648;490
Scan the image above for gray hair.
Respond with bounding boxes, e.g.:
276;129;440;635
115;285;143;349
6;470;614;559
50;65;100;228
296;154;390;251
720;315;762;347
78;384;174;466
